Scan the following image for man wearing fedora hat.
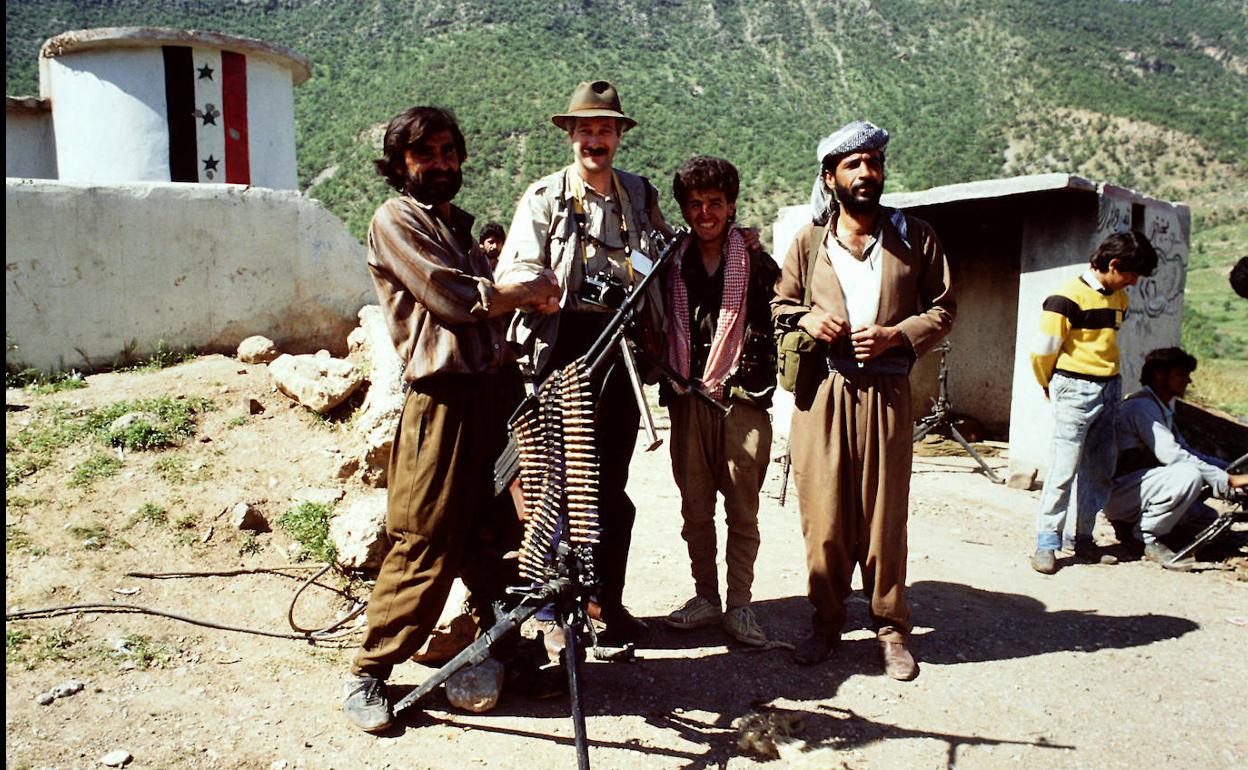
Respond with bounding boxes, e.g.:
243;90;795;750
496;80;671;643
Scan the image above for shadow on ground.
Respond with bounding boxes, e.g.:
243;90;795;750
378;581;1196;767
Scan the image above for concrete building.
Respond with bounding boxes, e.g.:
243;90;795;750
10;27;311;188
772;173;1190;483
5;29;372;372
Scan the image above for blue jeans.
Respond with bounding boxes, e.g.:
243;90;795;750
1035;373;1121;551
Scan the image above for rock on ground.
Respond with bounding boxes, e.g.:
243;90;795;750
444;658;504;713
237;335;280;364
99;749;131;767
329;491;388;569
229;501;269;532
347;305;405;485
412;578;476;663
268;354;362;414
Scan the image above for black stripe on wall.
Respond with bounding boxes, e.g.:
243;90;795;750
162;46;198;183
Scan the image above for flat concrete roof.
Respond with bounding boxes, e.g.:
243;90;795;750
40;27;311;85
6;96;51;114
881;173;1098;209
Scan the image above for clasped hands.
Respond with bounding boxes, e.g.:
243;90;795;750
798;309;901;361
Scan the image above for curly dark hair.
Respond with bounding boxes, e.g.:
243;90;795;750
1089;230;1159;276
478;221;505;244
1140;347;1197;387
672;156;740;207
1230;256;1248;299
373;106;467;192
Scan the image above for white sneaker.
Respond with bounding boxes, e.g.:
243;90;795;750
664;596;722;629
723;605;767;647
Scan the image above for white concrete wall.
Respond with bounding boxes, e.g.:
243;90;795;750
5;179;373;372
45;50;172;184
43;49;298;188
5;109;58;179
1007;188;1188;480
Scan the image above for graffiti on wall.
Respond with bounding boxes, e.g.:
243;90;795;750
1096;195;1187;319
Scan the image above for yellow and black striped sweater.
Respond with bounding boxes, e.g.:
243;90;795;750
1030;273;1128;388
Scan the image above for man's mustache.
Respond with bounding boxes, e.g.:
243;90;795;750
582;147;609;157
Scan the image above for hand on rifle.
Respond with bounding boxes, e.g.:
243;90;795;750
798;309;850;342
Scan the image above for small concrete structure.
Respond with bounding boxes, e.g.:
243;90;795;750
5;179;373;371
8;27;309;188
772;173;1190;482
5;97;57;179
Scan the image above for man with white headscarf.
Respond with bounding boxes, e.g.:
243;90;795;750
772;120;955;680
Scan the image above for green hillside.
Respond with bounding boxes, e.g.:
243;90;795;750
7;0;1247;413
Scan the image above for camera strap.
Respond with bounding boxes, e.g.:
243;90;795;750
565;167;636;287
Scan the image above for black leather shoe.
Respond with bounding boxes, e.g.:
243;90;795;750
599;605;651;643
793;632;836;665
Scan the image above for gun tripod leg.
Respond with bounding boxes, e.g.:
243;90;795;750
563;609;591;770
948;425;1005;484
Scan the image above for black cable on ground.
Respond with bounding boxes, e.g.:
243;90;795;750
5;603;340;641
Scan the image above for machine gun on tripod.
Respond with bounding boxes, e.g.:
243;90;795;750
912;342;1004;484
1164;451;1248;567
394;229;702;770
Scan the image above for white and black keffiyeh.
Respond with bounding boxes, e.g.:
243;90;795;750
810;120;889;225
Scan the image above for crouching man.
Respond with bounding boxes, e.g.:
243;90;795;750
341;106;559;732
1104;347;1247;570
659;156;779;646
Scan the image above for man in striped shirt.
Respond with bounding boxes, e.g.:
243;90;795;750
1029;231;1159;575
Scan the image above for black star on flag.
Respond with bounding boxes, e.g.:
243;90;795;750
203;155;220;172
197;64;214;80
195;103;220;126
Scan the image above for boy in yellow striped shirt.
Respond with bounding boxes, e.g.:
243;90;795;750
1029;231;1159;574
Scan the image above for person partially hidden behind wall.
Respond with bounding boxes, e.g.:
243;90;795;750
1103;347;1248;571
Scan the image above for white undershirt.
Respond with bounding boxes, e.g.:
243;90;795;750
825;229;883;328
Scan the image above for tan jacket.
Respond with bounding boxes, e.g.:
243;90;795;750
495;165;672;377
772;211;956;359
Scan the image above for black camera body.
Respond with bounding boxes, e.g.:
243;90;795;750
578;270;627;309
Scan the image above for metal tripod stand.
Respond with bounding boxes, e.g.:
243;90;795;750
912;342;1004;484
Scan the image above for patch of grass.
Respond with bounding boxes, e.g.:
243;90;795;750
6;496;48;512
6;524;33;553
69;453;123;488
5;365;87;394
1187;359;1248;421
153;454;189;483
278;502;336;563
91;396;215;451
130;502;168;528
238;532;262;556
172;512;201;547
119;340;198;373
6;397;213;488
227;415;249;428
67;523;111;550
7;628;89;670
108;633;175;670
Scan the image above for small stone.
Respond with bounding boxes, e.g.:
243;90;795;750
238;336;280;365
268;354;363;414
230;502;270;532
1007;469;1038;490
36;692;55;705
329;491;387;569
109;412;160;434
445;658;504;713
99;749;132;766
333;455;361;481
236;397;265;417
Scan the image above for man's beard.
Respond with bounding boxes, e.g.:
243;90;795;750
834;178;882;215
404;168;462;205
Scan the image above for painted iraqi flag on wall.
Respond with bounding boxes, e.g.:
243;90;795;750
162;46;250;184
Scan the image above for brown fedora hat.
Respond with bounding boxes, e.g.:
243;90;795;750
551;80;638;132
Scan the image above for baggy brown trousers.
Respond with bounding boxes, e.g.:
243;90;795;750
351;372;521;679
790;369;912;644
668;395;772;608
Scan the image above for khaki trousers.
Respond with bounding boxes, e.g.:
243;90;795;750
669;395;772;608
790;370;912;643
352;371;521;679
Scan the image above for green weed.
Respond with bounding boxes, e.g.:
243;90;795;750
70;454;122;489
108;634;175;670
5;365;87;394
238;532;262;556
67;523;111;550
7;628;88;670
279;502;336;563
130;502;168;528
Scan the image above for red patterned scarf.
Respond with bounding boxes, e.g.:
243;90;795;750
666;227;749;400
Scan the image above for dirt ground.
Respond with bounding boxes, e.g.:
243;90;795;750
5;355;1247;770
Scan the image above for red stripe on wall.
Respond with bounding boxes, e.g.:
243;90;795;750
221;51;250;185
